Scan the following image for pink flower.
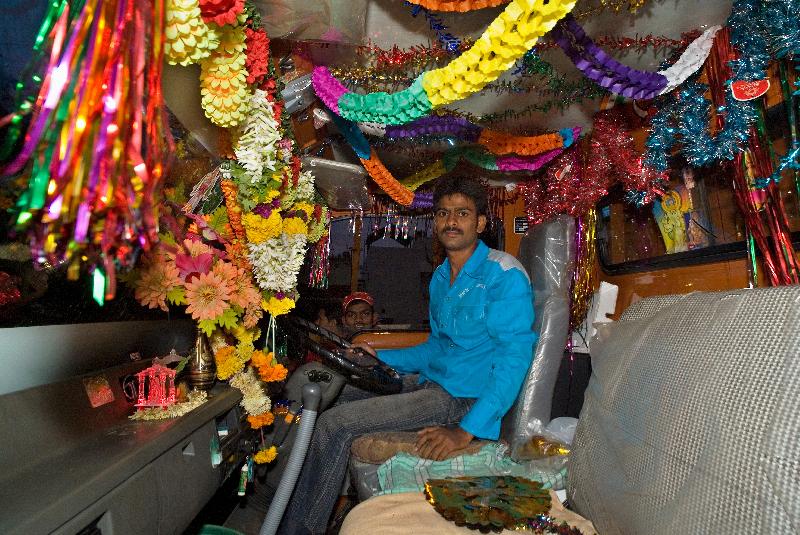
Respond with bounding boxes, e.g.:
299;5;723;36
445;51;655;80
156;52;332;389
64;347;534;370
185;271;233;321
175;252;213;282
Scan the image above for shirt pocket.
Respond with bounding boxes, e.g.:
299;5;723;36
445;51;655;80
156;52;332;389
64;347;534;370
451;305;487;348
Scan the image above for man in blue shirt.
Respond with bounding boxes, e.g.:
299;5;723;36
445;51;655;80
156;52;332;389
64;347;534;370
280;176;536;534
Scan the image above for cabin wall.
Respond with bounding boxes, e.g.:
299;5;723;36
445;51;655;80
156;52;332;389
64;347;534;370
0;319;195;396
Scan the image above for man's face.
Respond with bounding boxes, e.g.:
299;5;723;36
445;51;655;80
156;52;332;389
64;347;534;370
434;193;487;253
343;301;376;331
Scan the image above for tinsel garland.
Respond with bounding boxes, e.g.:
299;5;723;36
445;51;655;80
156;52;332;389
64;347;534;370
646;80;757;171
2;0;173;292
644;0;800;173
760;0;800;58
726;0;770;81
569;208;597;332
406;1;461;53
520;111;666;225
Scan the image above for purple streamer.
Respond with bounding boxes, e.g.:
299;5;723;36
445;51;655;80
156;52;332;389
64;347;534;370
411;191;433;209
552;15;668;100
385;115;482;142
496;148;564;172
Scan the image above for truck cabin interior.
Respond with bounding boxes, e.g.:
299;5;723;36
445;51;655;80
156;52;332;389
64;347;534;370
0;1;798;534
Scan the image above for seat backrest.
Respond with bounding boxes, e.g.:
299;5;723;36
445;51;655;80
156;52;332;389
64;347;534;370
500;215;575;460
568;286;800;534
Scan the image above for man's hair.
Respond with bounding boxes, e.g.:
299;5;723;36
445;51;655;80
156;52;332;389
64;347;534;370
433;175;488;217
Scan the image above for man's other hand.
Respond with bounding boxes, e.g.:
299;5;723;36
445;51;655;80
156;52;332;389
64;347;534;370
415;426;473;461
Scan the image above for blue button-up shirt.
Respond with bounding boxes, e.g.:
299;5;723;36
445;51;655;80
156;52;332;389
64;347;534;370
379;240;537;439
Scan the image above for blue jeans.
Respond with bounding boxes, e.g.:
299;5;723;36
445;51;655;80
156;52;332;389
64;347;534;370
278;376;475;534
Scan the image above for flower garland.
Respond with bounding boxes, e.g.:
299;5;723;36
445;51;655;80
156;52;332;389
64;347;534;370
404;0;510;11
312;0;578;125
165;0;221;66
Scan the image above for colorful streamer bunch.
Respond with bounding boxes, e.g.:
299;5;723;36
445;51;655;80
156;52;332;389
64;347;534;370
1;0;173;298
313;0;578;125
330;107;580;206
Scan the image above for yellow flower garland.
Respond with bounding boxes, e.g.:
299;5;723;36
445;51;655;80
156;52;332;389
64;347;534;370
254;446;278;464
200;23;250;127
262;296;295;317
242;211;282;243
282;217;308;236
165;0;220;66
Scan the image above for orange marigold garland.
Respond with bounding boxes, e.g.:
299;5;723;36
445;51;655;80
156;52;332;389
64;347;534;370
247;411;275;429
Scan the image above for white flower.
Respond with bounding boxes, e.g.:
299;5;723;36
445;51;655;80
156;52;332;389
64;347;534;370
230;367;271;416
234;90;282;184
247;233;308;292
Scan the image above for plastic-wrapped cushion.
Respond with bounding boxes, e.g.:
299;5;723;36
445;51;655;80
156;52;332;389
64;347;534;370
501;214;576;460
567;287;800;534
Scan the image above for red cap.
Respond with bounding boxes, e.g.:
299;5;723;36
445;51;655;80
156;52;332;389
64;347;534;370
342;292;374;312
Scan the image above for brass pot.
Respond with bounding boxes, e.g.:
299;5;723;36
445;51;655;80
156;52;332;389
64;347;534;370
186;329;216;391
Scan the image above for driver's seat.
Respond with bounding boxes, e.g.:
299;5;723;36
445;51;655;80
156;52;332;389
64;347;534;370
348;214;577;500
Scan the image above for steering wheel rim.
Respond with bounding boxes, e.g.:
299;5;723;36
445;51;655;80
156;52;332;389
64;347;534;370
283;316;403;395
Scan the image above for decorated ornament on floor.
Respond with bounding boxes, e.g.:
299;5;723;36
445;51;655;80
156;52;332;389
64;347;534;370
424;476;555;532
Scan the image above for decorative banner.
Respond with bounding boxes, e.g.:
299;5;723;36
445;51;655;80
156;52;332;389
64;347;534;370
2;0;173;296
313;0;578;125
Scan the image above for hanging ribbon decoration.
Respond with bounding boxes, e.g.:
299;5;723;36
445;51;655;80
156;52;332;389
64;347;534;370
704;28;799;286
551;15;720;99
316;109;580;156
313;0;578;125
1;0;172;298
329;108;577;207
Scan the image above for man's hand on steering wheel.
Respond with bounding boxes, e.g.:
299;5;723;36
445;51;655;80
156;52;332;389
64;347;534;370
347;342;376;357
415;426;474;461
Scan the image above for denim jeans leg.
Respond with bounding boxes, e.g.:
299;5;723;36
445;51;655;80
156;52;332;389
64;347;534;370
278;381;474;535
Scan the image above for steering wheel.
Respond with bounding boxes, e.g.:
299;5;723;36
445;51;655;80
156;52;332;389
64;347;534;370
282;315;403;395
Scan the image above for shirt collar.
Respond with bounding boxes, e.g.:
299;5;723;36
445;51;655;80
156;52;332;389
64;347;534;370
435;240;488;281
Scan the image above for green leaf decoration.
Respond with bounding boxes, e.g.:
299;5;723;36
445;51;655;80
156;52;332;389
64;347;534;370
158;231;177;247
198;319;217;337
215;306;240;331
166;286;187;305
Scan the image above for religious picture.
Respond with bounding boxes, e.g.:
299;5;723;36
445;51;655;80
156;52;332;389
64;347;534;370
653;166;714;254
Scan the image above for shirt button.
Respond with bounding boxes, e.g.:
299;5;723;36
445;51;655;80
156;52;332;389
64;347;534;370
449;342;455;348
